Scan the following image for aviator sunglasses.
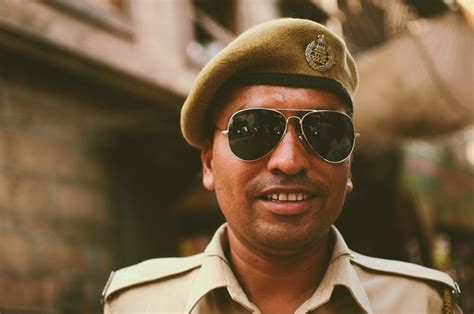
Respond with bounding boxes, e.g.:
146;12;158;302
220;108;359;163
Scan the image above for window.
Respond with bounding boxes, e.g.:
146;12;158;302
186;0;236;67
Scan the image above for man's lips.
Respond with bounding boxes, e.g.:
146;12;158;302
258;184;327;200
256;186;324;215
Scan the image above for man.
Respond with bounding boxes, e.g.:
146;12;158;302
102;18;461;313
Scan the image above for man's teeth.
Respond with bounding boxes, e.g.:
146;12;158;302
266;193;311;202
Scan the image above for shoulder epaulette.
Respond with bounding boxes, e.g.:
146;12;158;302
349;251;461;301
101;253;204;303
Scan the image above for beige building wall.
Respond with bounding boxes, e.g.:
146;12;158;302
0;0;198;100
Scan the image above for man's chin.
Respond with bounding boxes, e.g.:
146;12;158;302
248;222;327;255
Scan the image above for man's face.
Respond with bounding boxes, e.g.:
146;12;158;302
201;85;353;254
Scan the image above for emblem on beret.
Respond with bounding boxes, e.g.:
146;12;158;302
305;35;335;72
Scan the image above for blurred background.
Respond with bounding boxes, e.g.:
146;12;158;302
0;0;472;312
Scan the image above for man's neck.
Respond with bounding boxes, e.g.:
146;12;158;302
226;228;332;314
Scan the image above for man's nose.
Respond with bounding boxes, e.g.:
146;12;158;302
266;123;310;176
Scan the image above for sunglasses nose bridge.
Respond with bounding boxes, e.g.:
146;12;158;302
285;115;302;124
285;115;305;141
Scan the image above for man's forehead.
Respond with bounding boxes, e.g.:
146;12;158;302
217;84;346;116
229;84;344;100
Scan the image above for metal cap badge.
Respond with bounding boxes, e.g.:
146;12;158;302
305;35;335;72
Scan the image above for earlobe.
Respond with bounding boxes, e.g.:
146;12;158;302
201;142;215;190
346;177;353;193
346;155;354;193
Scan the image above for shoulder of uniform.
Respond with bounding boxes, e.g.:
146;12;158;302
349;250;460;293
102;253;204;303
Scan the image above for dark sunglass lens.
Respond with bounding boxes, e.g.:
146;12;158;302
302;112;355;162
227;109;286;160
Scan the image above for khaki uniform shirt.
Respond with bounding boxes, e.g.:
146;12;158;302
103;224;461;313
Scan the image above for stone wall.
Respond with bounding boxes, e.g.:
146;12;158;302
0;48;198;312
0;52;114;312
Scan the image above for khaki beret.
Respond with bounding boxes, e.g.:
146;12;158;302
181;18;358;148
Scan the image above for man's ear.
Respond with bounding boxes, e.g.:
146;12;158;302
346;155;354;193
201;140;215;191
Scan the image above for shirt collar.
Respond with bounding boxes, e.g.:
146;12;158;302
185;224;373;314
184;224;258;313
296;226;373;313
